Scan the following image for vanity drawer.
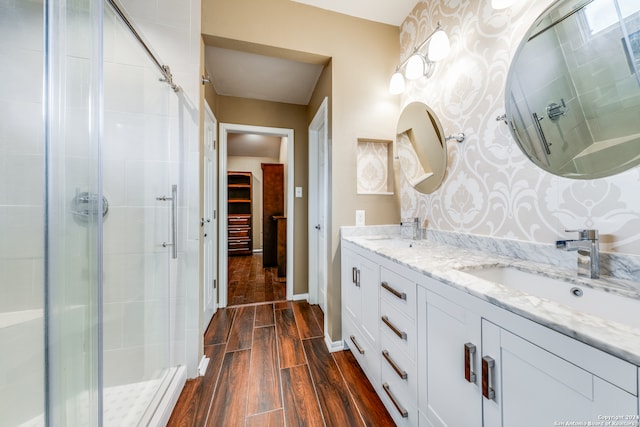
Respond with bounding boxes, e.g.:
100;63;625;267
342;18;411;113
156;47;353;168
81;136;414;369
380;331;417;396
380;300;416;361
343;315;380;387
380;368;418;427
380;267;416;320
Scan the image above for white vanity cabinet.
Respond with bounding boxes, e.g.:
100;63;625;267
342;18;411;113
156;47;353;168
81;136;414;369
417;274;639;427
341;242;381;386
482;320;638;427
417;288;482;427
341;238;640;427
379;266;419;426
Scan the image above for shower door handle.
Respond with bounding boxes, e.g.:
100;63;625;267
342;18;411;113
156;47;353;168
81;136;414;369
156;184;178;259
532;112;551;155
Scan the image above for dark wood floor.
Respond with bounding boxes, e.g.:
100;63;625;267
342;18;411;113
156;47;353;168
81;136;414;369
228;253;286;306
168;300;395;426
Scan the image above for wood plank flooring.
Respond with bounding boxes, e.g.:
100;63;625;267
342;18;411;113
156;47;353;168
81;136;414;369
168;300;395;426
228;254;286;305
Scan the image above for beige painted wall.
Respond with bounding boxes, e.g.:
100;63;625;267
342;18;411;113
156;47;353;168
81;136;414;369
203;0;401;342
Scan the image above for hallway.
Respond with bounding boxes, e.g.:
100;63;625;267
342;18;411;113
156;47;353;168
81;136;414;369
167;300;395;426
228;254;287;306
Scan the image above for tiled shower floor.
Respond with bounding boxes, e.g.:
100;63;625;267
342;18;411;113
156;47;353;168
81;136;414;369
19;378;162;427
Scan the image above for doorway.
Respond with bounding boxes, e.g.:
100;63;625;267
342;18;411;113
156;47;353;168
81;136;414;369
218;124;295;307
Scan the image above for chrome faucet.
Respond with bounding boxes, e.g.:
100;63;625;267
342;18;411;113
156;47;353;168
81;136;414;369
555;229;599;279
401;217;421;240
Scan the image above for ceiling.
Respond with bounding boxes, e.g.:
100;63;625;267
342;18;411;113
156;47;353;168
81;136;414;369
204;46;325;106
290;0;417;27
204;0;417;106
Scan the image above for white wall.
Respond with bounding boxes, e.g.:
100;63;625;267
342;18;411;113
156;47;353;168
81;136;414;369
399;0;640;256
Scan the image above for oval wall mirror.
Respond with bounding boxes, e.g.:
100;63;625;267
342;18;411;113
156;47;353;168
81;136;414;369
396;102;447;194
505;0;640;179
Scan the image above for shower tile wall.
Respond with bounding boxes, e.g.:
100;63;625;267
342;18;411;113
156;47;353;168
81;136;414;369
0;0;45;425
400;0;640;256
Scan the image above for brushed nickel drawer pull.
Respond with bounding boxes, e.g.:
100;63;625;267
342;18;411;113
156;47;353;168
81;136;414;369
464;342;477;383
383;382;409;418
482;355;496;400
381;281;407;300
350;335;365;354
381;315;407;340
382;349;408;380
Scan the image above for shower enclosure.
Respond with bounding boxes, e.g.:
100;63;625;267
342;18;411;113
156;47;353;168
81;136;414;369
0;0;189;425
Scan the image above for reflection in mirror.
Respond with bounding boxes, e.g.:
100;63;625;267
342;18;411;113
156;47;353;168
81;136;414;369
506;0;640;179
396;102;447;194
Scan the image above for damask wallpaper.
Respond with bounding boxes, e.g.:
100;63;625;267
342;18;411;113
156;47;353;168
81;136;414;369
399;0;640;256
357;140;393;194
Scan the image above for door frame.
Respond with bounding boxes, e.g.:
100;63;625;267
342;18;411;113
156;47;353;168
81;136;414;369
308;97;329;328
218;123;295;307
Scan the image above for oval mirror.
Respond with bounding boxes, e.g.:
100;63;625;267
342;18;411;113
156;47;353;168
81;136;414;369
396;102;447;194
505;0;640;179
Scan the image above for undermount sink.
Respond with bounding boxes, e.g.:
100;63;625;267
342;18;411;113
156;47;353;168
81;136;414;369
362;236;416;249
463;266;640;330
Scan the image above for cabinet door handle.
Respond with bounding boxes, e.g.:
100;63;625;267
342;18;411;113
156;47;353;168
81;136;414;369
382;349;408;380
464;343;477;384
381;281;407;300
356;269;361;287
350;335;365;354
383;383;409;418
381;315;407;340
482;355;496;400
352;267;357;284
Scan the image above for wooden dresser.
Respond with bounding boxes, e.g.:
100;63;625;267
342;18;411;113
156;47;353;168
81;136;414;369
227;171;252;256
261;163;284;267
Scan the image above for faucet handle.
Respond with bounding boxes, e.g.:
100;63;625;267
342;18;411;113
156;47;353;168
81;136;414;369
565;229;598;240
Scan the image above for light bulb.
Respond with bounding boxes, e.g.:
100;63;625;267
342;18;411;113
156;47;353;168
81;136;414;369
389;71;405;94
405;53;425;80
491;0;517;9
428;29;450;62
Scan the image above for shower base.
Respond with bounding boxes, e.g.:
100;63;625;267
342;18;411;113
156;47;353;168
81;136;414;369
18;366;185;427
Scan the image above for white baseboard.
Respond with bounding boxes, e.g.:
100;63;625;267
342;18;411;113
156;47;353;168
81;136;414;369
292;293;309;301
198;356;210;376
325;333;346;353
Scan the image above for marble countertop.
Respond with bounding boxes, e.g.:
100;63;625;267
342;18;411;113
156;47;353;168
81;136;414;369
342;229;640;366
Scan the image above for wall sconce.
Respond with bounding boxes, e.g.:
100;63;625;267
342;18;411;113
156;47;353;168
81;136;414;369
389;23;451;95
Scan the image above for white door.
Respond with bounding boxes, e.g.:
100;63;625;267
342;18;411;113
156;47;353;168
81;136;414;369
483;321;638;427
424;291;483;427
203;104;218;327
308;98;329;313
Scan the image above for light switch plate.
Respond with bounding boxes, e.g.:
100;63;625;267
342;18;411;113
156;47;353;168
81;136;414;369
295;187;303;198
355;210;365;227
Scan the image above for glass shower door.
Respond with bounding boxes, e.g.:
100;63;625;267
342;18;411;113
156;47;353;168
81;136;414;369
0;0;46;425
101;4;176;425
